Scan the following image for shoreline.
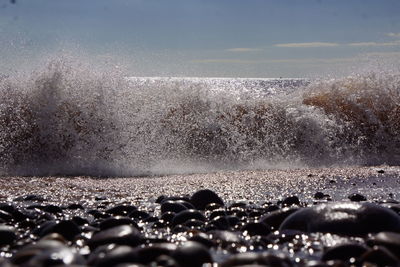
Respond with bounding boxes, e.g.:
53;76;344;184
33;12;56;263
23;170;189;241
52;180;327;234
1;165;399;205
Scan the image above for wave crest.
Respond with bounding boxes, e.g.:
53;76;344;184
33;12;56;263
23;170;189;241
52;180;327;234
0;57;399;176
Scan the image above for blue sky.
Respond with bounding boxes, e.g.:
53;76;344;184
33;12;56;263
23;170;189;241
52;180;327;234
1;0;400;77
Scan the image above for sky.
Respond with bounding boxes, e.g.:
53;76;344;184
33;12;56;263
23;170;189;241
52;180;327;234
0;0;400;77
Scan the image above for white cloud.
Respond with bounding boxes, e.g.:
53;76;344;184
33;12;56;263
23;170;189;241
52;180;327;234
386;32;400;38
191;57;361;64
225;48;262;52
275;42;339;48
348;41;400;47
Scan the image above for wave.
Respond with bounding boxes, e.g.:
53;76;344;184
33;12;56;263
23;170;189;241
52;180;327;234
0;57;399;176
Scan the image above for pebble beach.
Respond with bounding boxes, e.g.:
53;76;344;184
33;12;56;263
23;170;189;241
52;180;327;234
1;166;400;266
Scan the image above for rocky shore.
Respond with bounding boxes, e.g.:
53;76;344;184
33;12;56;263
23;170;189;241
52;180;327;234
0;167;400;266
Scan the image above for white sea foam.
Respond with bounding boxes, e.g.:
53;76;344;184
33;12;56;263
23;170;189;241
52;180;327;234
0;56;399;176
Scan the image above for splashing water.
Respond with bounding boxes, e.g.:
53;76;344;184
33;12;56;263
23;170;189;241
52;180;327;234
0;57;399;176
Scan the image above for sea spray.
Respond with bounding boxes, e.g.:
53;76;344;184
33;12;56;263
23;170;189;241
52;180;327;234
0;56;399;176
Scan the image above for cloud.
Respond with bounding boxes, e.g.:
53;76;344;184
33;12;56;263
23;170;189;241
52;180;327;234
191;57;361;65
386;32;400;38
225;48;262;52
275;42;339;48
348;41;400;47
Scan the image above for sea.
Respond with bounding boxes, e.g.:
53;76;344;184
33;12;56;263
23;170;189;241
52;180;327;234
0;57;399;177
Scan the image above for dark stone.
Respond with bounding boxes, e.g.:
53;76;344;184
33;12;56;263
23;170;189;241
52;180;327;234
209;216;230;230
99;217;138;230
43;205;63;214
209;209;227;220
208;230;243;247
72;216;90;226
282;196;300;206
183;219;205;228
129;210;150;220
172;210;206;226
314;192;325;200
88;209;110;219
261;207;299;230
190;189;224;210
240;221;271;236
171;225;190;234
368;232;400;256
228;207;247;218
348;193;367;202
161;201;188;214
51;220;81;241
220;252;292;267
174;200;195;209
156;195;167;203
67;203;84;210
161;211;175;224
154;255;180;267
11;240;69;265
14;194;45;202
89;245;138;267
226;215;240;227
171;241;212;267
135;243;178;264
264;204;280;212
189;233;215;248
205;203;223;211
88;225;143;249
360;246;399;266
0;210;13;222
377;169;385;174
106;205;137;216
27;245;85;266
37;220;80;241
322;243;368;261
280;202;400;236
0;225;16;246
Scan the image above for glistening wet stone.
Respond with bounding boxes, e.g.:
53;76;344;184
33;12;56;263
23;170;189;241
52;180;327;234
280;202;400;236
1;189;400;266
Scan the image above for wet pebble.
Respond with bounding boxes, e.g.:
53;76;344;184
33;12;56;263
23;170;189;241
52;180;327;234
0;225;16;246
190;189;224;210
280;202;400;236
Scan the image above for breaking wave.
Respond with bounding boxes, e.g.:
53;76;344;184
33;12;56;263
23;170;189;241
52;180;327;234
0;57;399;176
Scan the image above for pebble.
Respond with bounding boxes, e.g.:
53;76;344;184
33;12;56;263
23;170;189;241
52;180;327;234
348;193;367;202
190;189;224;210
0;190;400;266
171;209;206;226
280;202;400;236
171;241;212;267
0;225;16;246
88;225;143;249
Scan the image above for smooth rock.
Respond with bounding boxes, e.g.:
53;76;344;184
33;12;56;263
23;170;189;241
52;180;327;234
261;207;299;230
0;225;16;246
280;202;400;236
161;201;188;214
322;243;368;261
368;231;400;256
172;209;206;226
282;196;300;207
190;189;224;210
360;246;399;266
240;221;271;236
171;241;212;267
220;252;292;267
348;193;367;202
88;225;143;249
100;217;138;230
106;205;137;216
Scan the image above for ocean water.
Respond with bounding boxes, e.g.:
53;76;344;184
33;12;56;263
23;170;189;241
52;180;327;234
0;57;399;177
